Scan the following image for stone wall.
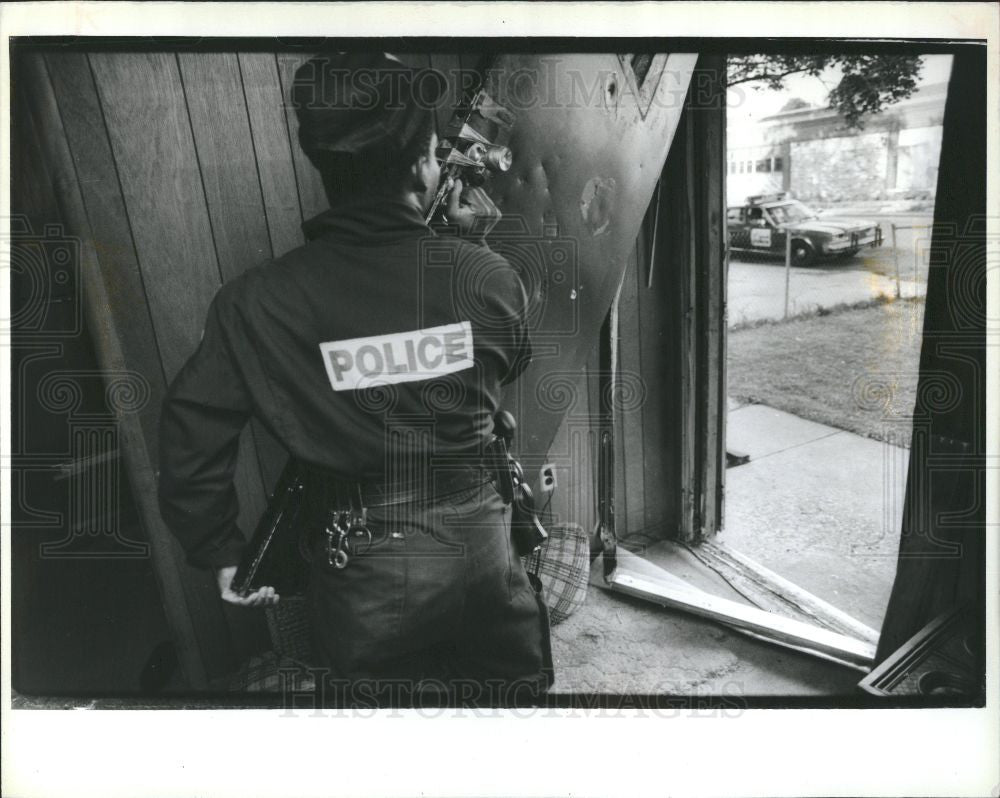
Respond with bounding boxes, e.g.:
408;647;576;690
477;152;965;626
789;133;889;202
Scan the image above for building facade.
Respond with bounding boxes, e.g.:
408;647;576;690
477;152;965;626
727;81;947;206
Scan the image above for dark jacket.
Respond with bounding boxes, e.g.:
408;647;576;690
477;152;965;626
158;197;531;569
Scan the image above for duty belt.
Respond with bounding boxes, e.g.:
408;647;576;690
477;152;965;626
302;463;494;509
301;462;496;570
231;420;547;593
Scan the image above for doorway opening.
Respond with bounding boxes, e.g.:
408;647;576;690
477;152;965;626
722;54;952;635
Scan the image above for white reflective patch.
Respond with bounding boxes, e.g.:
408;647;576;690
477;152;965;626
750;228;772;248
319;321;474;392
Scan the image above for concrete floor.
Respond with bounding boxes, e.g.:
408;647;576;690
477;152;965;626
549;403;904;698
550;541;863;697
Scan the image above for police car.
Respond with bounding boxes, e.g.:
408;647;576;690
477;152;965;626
727;193;883;266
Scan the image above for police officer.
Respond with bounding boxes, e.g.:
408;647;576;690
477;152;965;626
158;52;552;705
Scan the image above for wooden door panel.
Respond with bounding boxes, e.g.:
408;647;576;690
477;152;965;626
44;52;168;456
179;51;290;490
177;53;273;281
237;52;306;258
88;52;269;536
33;52;246;683
274;52;329;222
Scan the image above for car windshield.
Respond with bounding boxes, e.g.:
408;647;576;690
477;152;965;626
766;201;817;224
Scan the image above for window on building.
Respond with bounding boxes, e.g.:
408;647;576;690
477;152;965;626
756;159;771;173
773;156;784;172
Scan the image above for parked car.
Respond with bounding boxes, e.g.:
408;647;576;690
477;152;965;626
727;193;883;266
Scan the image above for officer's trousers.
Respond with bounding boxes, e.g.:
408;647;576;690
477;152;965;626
307;480;553;706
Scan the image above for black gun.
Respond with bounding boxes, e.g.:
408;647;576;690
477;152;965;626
230;460;308;598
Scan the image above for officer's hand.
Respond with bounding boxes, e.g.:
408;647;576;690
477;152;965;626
446;178;502;239
216;565;280;607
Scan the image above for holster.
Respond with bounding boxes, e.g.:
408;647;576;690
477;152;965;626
484;435;549;558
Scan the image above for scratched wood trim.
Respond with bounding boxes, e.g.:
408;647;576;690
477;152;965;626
693;540;881;644
610;570;876;668
31;51;221;687
617;244;643;536
569;396;594;533
611;257;630;536
586;334;602;513
682;55;728;540
678;107;700;540
711;53;730;535
626;189;681;537
674;55;727;541
699;54;727;538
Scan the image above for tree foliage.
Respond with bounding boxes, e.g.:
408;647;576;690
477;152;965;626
727;55;923;128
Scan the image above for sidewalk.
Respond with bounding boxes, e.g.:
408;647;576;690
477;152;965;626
723;403;905;629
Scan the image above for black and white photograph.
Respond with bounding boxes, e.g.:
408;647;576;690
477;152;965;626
2;3;997;797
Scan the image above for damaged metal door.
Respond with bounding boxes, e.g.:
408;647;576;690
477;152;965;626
479;53;698;461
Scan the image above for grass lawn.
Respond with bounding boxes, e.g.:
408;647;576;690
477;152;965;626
727;298;925;448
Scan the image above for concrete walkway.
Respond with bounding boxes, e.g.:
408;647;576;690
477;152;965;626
723;403;905;629
550;402;904;697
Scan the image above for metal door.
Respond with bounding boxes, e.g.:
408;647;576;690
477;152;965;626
479;53;698;460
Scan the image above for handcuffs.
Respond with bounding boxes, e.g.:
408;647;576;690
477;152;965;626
323;484;372;570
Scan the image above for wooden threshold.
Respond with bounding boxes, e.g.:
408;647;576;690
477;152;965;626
689;540;881;645
608;568;877;669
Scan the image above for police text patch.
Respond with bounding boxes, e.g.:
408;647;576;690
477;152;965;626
319;321;474;392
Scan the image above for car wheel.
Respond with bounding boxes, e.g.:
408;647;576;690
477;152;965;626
791;239;814;267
